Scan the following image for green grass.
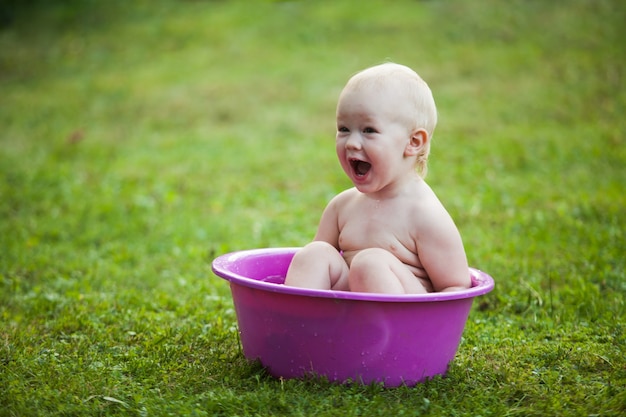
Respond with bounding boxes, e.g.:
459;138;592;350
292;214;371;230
1;0;625;415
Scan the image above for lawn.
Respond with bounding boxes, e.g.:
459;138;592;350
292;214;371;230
1;0;625;415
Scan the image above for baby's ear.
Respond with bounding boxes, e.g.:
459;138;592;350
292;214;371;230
404;129;428;157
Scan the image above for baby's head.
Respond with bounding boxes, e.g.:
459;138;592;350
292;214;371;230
340;63;437;177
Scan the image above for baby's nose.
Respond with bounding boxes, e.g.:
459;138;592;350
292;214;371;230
345;133;362;149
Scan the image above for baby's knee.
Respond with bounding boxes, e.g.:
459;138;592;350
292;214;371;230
290;241;340;266
351;248;392;268
301;241;338;256
349;249;391;279
348;248;405;293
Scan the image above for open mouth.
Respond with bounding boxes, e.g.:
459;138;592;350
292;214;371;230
350;159;371;177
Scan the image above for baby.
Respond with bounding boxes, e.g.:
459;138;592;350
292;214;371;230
285;63;470;294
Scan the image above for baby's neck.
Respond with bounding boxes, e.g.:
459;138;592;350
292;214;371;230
363;173;425;201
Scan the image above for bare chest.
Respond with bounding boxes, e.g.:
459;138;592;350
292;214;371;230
337;205;413;253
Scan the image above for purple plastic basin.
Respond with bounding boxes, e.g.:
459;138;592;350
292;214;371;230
212;247;494;387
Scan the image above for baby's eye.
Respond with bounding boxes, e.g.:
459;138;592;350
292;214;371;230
337;126;349;133
363;127;377;134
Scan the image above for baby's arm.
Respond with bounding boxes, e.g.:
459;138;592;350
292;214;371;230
312;193;343;247
416;206;470;292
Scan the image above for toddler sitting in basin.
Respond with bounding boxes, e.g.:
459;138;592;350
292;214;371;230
285;63;470;294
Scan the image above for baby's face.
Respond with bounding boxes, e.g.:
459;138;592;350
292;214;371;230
335;85;417;196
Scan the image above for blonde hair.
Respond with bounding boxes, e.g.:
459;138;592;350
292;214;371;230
343;63;437;177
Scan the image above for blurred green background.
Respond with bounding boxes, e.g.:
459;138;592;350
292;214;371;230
1;0;624;415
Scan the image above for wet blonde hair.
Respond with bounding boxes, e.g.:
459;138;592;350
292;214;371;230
342;63;437;177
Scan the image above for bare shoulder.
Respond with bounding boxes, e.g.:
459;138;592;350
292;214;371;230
327;187;360;210
406;181;463;252
334;187;360;201
408;182;456;229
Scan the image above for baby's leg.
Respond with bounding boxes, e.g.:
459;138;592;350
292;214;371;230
284;241;349;290
349;248;429;294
